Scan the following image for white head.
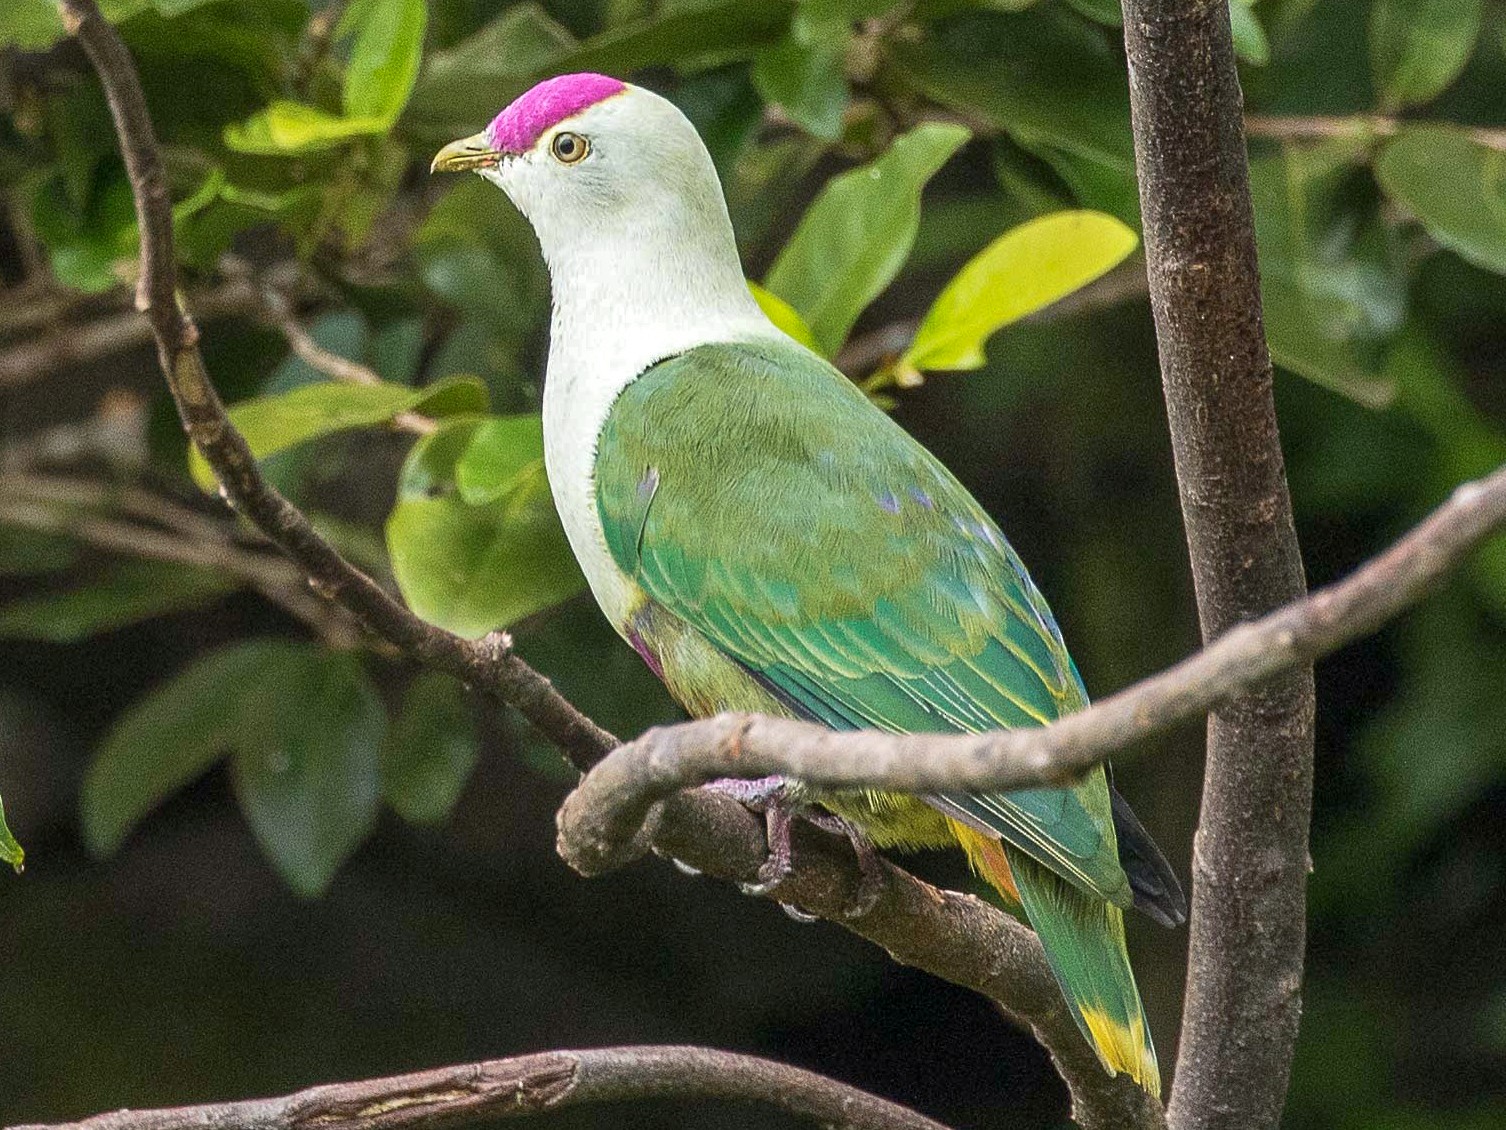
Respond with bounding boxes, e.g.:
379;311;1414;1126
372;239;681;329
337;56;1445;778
431;74;772;357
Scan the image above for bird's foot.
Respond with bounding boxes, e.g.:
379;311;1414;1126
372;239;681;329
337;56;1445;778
739;794;797;897
801;809;888;918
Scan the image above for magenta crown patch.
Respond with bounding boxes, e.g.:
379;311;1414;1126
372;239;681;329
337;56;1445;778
487;73;627;154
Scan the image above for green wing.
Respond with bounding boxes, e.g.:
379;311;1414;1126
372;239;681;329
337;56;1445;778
596;339;1130;909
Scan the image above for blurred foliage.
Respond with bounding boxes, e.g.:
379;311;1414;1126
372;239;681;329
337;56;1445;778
1;1;1505;1127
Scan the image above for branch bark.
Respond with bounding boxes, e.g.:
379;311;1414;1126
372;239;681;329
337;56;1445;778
1119;3;1316;1128
7;1045;949;1130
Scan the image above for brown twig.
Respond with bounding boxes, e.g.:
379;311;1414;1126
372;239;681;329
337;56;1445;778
1122;4;1316;1129
252;282;436;435
0;477;361;647
556;463;1506;872
6;1045;949;1130
1245;113;1506;153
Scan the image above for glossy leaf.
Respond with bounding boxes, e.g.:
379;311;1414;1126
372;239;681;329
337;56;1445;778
230;648;384;897
381;672;477;825
189;381;443;490
454;415;546;506
343;0;427;124
563;0;794;76
0;793;22;874
1369;0;1482;111
901;210;1138;378
0;561;232;643
764;122;970;355
1375;127;1506;277
387;420;585;639
223;101;386;156
749;281;821;351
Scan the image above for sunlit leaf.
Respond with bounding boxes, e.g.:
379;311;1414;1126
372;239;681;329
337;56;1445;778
1375;127;1506;277
387;419;585;639
764;122;970;355
0;561;232;643
189;381;442;490
381;672;477;825
223;101;386;156
900;210;1138;378
1369;0;1483;111
342;0;427;124
749;281;821;351
1229;0;1270;66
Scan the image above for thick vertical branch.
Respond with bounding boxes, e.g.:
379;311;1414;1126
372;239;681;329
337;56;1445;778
1119;3;1317;1129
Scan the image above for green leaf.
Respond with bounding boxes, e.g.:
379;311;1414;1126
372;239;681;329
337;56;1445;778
749;281;821;351
387;419;585;639
0;528;78;577
229;648;384;897
893;12;1138;223
752;11;851;141
189;381;439;490
342;0;427;124
1369;0;1483;111
405;4;576;140
454;415;547;506
1375;127;1506;277
381;672;477;825
563;0;795;77
900;210;1138;377
83;640;302;857
0;561;232;643
0;793;22;874
223;101;387;155
1250;144;1404;407
1229;0;1270;66
764;122;970;355
412;375;491;419
0;0;222;48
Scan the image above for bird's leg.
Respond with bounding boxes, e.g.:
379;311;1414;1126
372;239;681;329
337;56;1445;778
701;776;887;918
798;808;889;919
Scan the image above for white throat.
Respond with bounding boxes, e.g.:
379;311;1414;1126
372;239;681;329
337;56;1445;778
532;181;780;626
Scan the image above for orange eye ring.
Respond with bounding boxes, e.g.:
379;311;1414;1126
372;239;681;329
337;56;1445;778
550;131;590;164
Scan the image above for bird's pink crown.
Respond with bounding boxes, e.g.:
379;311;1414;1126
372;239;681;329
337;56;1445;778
487;73;627;154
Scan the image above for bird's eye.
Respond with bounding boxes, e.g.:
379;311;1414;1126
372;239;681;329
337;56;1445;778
550;131;589;164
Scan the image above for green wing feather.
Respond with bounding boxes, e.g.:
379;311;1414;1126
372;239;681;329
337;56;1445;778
598;339;1127;903
596;339;1156;1091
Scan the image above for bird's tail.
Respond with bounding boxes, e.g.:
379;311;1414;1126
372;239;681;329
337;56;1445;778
956;824;1161;1097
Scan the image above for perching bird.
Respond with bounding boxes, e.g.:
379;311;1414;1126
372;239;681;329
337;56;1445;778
433;73;1185;1094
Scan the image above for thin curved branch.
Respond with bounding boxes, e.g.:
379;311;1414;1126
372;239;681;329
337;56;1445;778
557;462;1506;875
7;1045;949;1130
58;5;1146;1125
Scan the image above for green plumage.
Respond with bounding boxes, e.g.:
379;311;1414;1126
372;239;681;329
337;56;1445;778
595;337;1159;1093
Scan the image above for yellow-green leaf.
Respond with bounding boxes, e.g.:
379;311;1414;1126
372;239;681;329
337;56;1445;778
748;281;820;352
189;378;488;491
223;101;387;156
0;793;22;874
343;0;427;124
901;210;1138;375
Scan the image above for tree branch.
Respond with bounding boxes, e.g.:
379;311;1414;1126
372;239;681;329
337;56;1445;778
58;5;1149;1125
556;463;1506;873
1120;3;1316;1128
1245;113;1506;154
7;1045;949;1130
